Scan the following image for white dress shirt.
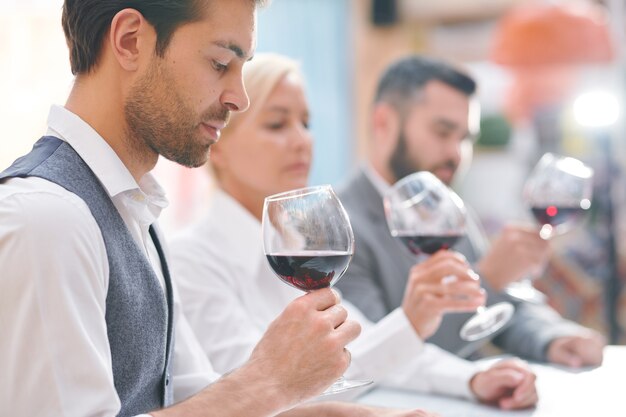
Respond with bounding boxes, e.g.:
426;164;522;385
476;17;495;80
0;106;218;417
170;189;480;401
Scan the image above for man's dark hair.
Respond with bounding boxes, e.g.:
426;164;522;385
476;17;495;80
374;55;476;110
62;0;265;75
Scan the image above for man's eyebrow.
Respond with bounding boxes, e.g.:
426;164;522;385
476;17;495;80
213;41;253;61
435;118;471;138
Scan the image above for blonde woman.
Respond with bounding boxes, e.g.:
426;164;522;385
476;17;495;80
170;53;538;410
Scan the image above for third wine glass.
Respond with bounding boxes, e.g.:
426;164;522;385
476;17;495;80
505;153;594;302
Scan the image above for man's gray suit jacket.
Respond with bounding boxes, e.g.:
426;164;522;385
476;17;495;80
335;168;587;361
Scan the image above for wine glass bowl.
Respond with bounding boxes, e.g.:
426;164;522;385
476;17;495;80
263;185;354;291
384;171;466;255
384;171;514;342
524;153;594;240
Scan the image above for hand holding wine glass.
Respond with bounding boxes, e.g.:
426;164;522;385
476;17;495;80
476;224;550;292
402;250;486;339
505;153;594;302
262;185;372;395
384;172;514;342
246;288;361;403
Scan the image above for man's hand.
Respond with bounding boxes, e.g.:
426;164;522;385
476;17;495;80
402;251;485;339
245;288;361;407
547;331;606;368
153;290;360;417
470;359;538;410
477;224;549;291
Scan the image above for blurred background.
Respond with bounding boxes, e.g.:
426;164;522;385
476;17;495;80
2;0;625;344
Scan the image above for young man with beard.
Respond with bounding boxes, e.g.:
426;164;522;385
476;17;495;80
336;55;605;368
0;2;438;417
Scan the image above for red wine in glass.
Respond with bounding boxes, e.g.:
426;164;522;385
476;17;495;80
266;251;352;291
531;205;588;229
397;234;462;256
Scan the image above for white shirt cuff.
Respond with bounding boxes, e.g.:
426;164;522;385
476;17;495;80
346;307;425;381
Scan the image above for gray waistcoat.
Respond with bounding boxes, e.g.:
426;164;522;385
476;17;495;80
0;136;175;416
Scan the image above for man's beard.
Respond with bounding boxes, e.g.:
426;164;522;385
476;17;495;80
389;130;458;185
389;130;417;183
124;58;230;168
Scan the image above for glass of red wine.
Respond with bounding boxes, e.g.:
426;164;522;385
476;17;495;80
262;184;372;395
384;171;514;342
505;153;594;302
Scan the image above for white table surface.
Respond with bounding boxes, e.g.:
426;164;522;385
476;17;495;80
357;345;625;417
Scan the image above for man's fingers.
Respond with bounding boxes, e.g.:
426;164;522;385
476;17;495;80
483;361;538;410
437;297;486;312
504;225;548;242
510;372;538;408
428;249;468;264
411;253;469;277
519;245;549;265
572;334;605;365
553;348;583;368
322;304;348;329
488;368;526;389
500;392;538;411
441;281;485;297
304;288;340;311
411;282;483;299
335;319;362;345
407;280;485;314
549;335;606;368
441;275;458;285
501;388;538;410
432;262;476;283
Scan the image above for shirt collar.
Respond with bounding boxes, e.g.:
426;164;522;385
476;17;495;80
45;105;169;216
363;162;391;198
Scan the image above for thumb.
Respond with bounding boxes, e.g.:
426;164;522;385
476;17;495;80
473;368;523;402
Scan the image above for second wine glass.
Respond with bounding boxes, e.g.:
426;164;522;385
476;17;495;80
384;172;514;342
262;185;372;395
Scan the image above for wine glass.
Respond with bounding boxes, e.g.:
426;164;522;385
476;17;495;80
384;172;514;342
505;153;594;302
262;185;372;395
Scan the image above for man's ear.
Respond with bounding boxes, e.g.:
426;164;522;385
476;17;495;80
371;102;401;155
108;8;155;72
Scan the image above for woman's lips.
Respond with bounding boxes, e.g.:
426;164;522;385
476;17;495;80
285;162;310;174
